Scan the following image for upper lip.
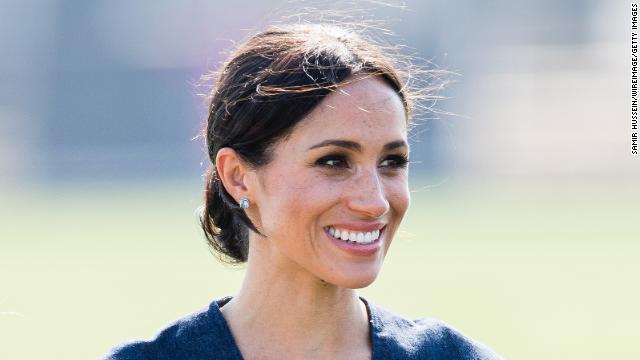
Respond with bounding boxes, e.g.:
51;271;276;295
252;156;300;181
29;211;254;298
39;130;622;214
325;222;386;232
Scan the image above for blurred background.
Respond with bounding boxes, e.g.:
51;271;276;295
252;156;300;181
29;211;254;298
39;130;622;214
1;1;636;359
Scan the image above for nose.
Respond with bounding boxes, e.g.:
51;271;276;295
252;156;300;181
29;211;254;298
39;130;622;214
345;168;390;219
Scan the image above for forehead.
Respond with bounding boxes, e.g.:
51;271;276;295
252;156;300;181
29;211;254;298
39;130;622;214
289;76;407;143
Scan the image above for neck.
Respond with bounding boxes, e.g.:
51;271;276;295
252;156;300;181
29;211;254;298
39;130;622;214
220;236;371;359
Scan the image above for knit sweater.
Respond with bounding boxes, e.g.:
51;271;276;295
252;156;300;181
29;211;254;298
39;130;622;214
103;296;503;360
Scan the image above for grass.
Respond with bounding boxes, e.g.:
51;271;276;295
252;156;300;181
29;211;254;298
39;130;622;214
1;177;638;359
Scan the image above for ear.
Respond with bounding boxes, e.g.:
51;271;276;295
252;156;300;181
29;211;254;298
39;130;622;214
215;147;250;203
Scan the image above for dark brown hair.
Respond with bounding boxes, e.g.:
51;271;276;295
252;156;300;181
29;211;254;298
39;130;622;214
200;22;445;263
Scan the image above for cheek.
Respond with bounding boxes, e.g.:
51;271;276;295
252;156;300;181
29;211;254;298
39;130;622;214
289;180;343;219
259;171;340;236
387;176;411;217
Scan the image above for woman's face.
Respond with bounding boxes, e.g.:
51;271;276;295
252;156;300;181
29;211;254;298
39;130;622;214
249;76;410;289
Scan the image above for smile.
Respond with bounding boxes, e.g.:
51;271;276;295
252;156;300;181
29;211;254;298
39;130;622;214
323;226;383;245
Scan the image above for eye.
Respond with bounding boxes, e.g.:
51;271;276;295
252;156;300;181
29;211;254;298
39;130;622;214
315;154;349;169
315;153;408;170
380;154;409;169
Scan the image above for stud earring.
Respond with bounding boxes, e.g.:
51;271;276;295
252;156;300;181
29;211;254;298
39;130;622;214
238;197;250;209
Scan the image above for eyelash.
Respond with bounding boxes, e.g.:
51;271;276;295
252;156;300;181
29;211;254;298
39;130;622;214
315;154;409;170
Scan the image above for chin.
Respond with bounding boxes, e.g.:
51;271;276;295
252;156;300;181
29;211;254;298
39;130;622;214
326;267;381;289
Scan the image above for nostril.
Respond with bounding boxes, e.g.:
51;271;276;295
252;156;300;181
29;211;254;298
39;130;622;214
347;197;389;218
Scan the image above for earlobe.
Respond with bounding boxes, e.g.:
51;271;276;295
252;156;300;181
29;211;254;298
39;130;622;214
215;147;249;202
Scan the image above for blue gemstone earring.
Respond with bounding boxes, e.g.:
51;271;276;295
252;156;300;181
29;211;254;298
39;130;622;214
239;197;250;209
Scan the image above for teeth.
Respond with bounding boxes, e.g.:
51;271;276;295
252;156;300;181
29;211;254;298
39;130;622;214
325;226;382;244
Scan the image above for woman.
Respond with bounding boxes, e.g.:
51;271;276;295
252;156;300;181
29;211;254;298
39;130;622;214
104;23;502;360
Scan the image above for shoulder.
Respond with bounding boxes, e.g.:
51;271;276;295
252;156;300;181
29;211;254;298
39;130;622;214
101;299;229;360
366;299;503;360
411;318;503;360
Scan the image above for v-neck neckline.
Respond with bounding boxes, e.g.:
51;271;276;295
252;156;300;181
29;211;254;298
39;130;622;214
210;296;383;360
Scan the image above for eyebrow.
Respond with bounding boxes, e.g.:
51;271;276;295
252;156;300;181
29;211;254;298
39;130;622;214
307;139;408;152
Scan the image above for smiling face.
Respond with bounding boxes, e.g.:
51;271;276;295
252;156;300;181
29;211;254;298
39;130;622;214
247;75;410;289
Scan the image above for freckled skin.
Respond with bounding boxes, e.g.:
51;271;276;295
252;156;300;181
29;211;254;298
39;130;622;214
248;75;411;289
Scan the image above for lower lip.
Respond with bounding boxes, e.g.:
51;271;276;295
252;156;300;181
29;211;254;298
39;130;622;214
325;227;384;256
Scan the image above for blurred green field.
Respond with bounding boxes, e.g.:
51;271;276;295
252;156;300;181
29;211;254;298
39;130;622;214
1;177;638;359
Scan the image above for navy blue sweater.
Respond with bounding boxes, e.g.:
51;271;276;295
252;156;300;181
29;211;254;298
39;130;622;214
103;297;502;359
